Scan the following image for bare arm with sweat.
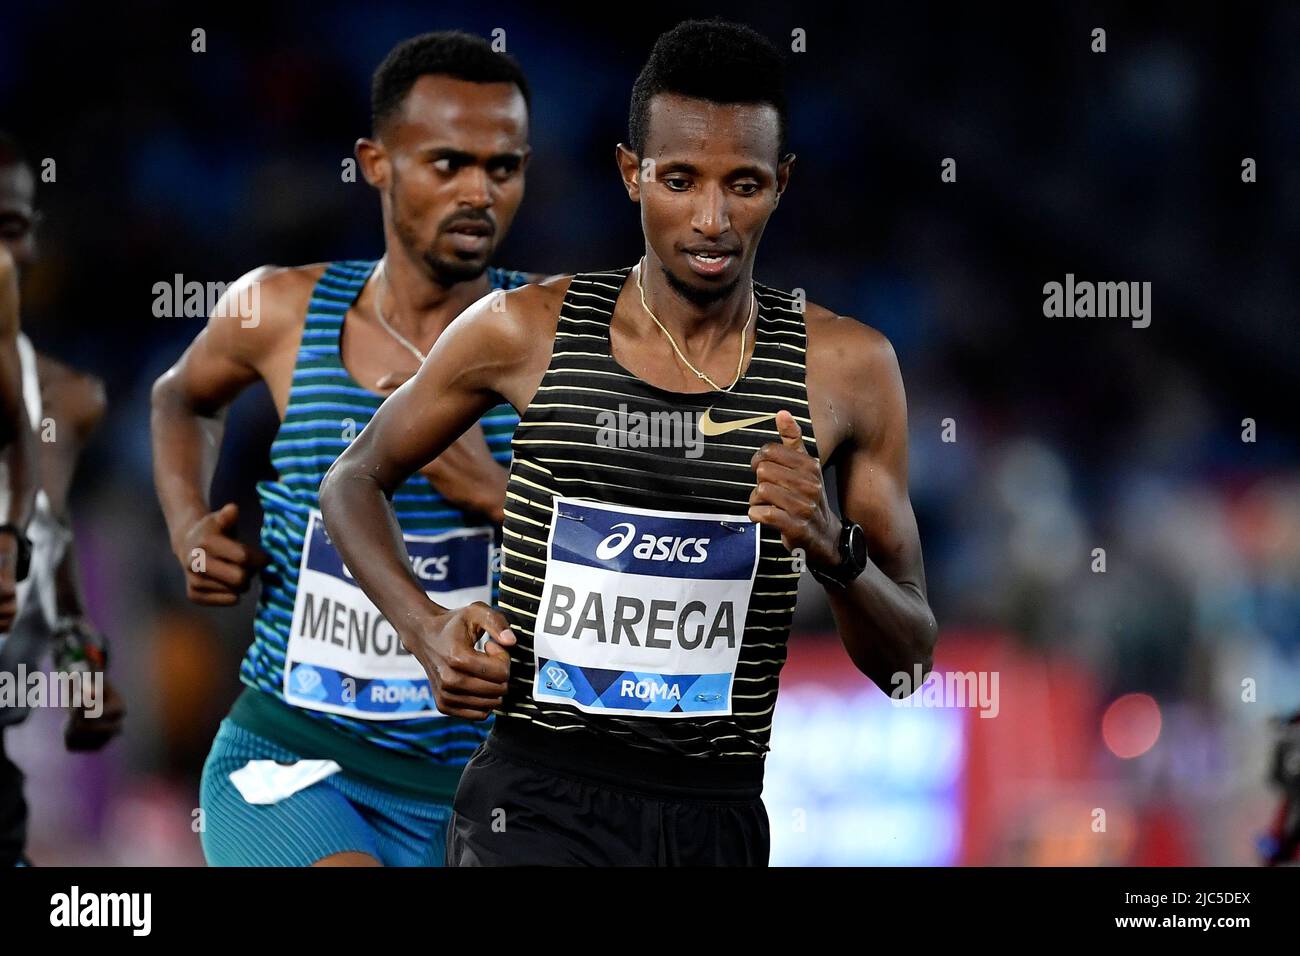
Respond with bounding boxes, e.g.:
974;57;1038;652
319;279;564;719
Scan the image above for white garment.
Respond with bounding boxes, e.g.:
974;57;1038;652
0;334;72;723
229;760;343;805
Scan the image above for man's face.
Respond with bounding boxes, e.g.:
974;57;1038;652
0;162;38;275
366;75;529;285
624;93;790;306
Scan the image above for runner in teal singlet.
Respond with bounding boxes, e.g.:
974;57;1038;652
150;32;546;866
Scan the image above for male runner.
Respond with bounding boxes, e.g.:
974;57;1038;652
0;138;36;634
320;19;938;866
151;32;542;866
0;132;122;868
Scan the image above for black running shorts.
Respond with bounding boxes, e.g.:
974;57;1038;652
446;721;770;866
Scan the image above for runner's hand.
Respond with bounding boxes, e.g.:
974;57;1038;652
65;673;126;751
0;533;17;631
173;502;268;606
407;602;516;720
748;410;838;566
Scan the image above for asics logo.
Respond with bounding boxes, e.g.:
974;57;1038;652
595;523;638;559
344;554;449;583
410;555;451;583
594;521;711;563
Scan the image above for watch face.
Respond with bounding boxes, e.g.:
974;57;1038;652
847;523;868;567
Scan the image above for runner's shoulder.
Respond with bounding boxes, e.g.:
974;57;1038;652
207;262;325;358
34;352;107;439
801;300;904;448
460;273;573;358
514;272;572;296
802;299;898;378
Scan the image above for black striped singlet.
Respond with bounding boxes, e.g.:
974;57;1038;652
495;267;818;778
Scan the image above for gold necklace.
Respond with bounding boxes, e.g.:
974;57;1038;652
372;257;428;363
635;258;755;392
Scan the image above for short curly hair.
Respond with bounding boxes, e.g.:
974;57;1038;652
371;31;530;135
628;19;788;158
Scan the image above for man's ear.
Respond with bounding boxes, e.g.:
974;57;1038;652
356;137;388;189
775;152;796;204
615;143;642;202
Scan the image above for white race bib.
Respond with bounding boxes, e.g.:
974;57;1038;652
284;510;491;720
532;498;760;718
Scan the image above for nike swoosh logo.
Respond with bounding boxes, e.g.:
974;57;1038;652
697;408;778;437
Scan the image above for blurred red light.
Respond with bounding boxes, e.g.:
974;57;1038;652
1102;693;1162;758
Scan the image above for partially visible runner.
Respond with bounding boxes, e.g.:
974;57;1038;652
0;133;36;634
151;32;545;866
320;20;937;866
0;131;122;867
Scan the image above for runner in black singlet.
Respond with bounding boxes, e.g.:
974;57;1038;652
321;20;938;866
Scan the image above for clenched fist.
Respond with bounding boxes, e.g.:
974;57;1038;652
172;502;268;606
402;601;516;720
748;410;838;567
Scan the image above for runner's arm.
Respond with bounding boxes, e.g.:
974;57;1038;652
820;329;936;689
34;355;106;624
0;247;36;628
150;267;294;603
319;284;556;719
0;246;35;529
150;269;268;549
319;288;535;628
750;320;936;693
34;354;125;745
403;278;562;521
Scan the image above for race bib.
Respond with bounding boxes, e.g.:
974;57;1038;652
284;510;492;720
533;498;760;718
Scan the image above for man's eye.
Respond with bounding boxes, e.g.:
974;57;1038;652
733;182;760;196
663;178;690;191
489;161;520;182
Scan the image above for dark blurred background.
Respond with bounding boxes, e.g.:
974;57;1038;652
2;0;1296;864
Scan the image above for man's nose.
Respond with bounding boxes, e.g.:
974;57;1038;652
691;185;730;237
456;166;494;208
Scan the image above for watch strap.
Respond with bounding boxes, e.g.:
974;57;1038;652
0;523;32;582
809;520;866;589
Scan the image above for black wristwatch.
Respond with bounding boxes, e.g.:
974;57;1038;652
808;519;868;589
0;523;32;581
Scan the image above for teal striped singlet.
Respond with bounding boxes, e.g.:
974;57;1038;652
239;259;528;772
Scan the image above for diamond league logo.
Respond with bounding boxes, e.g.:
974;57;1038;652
292;666;323;694
543;663;572;692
